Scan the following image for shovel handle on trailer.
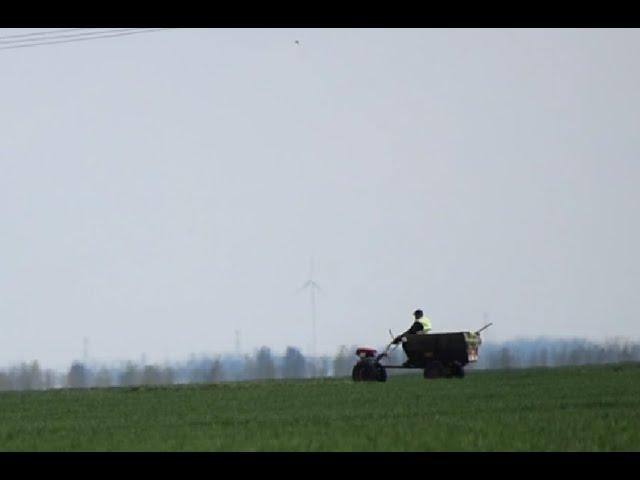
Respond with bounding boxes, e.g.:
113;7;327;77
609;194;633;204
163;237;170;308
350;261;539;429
475;322;493;335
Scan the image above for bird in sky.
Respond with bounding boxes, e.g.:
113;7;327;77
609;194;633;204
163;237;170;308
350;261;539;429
295;40;300;45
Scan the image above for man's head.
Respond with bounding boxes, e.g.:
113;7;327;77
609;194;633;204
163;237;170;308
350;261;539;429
413;309;423;319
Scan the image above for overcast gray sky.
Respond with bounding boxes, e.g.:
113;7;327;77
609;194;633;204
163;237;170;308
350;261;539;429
1;28;639;369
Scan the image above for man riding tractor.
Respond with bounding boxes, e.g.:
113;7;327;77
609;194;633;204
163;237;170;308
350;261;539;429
391;309;432;368
392;309;431;345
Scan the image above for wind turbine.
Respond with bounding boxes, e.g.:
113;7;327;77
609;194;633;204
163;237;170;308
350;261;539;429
298;258;322;360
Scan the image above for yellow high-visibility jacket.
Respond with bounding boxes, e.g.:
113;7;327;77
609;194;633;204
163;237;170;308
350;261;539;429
418;316;432;333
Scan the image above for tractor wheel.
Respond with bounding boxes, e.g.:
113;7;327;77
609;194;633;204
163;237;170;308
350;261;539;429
423;361;445;379
363;363;378;381
352;363;365;382
375;365;387;382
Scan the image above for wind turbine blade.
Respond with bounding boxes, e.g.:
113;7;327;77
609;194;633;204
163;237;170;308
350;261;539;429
294;280;311;295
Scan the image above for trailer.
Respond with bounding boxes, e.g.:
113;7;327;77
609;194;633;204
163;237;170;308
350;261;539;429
351;323;492;382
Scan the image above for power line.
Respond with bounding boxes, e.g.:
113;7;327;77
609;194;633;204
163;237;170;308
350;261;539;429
0;28;173;51
0;28;152;45
0;28;93;40
0;28;171;49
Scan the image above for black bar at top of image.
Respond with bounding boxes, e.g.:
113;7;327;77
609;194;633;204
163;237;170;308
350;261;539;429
2;3;640;28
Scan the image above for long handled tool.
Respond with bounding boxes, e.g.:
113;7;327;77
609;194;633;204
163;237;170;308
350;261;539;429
377;330;400;361
475;322;493;335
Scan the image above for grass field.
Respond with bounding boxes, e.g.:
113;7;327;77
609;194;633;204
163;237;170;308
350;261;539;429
1;363;639;451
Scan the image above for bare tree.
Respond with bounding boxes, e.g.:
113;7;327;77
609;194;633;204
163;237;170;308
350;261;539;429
333;346;354;378
161;366;175;385
254;347;276;380
499;347;513;369
207;358;224;382
141;365;163;385
67;362;87;388
0;371;10;391
282;347;306;379
119;362;140;387
94;368;113;388
315;356;330;378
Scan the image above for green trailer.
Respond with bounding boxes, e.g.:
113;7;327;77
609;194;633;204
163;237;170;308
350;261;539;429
351;323;492;382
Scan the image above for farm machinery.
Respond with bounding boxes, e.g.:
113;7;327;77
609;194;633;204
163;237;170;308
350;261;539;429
351;323;493;382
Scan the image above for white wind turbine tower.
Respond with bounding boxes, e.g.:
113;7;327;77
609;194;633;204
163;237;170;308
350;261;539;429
298;258;322;362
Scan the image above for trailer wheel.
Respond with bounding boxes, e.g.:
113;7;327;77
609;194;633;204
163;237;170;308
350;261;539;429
423;361;445;379
450;362;465;378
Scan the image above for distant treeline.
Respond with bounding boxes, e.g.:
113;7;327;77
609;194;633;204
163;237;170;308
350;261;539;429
474;337;640;370
1;338;639;391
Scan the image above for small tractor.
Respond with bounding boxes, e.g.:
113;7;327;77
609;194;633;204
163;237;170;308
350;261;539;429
351;323;492;382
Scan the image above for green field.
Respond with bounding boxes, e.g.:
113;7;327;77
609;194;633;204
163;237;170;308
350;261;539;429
1;363;639;451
